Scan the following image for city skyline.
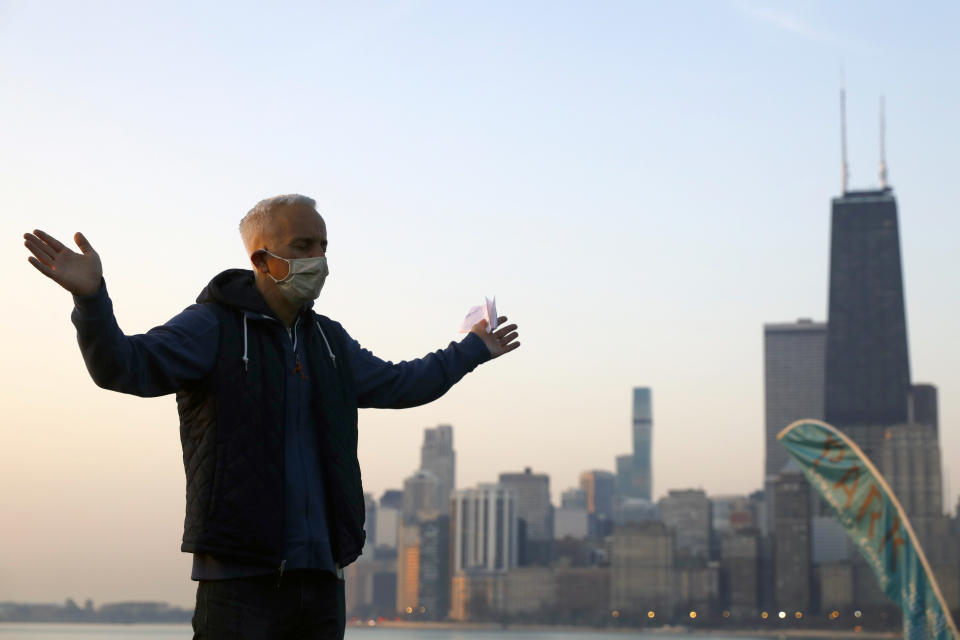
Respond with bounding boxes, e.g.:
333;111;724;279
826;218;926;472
2;1;959;609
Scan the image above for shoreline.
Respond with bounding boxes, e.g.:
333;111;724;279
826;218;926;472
349;619;900;637
0;620;900;638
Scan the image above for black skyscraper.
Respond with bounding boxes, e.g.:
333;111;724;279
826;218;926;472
824;188;911;430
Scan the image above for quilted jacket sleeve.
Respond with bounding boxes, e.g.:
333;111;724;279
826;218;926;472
332;321;492;409
71;280;220;397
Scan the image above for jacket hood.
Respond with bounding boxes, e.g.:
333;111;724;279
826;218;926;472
196;269;275;315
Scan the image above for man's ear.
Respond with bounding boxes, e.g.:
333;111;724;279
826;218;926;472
250;249;270;275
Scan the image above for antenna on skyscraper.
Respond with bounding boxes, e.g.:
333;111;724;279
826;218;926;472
840;74;849;195
879;95;888;189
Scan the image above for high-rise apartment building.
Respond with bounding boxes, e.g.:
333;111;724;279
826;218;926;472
345;553;400;618
720;528;760;615
763;320;826;477
396;519;421;615
395;515;450;619
578;470;615;521
879;422;943;521
610;521;674;618
773;468;811;612
420;424;455;515
659;489;712;561
451;484;518;574
811;516;850;565
763;319;826;534
380;489;403;510
614;454;634;505
711;495;754;559
498;468;552;540
376;490;402;549
402;469;443;523
561;488;587;509
362;492;377;557
499;468;553;565
417;515;451;619
554;507;589;540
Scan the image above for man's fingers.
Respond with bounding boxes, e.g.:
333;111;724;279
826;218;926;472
24;234;57;261
493;323;518;338
33;229;67;252
27;256;58;280
74;232;95;255
498;331;519;345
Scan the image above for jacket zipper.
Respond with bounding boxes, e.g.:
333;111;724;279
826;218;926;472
293;319;312;567
277;559;286;588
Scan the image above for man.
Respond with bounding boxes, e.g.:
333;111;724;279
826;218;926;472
23;194;520;639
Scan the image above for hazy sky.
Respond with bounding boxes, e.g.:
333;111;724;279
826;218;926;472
2;1;958;608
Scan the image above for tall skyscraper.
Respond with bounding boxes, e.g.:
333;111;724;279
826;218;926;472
764;320;827;478
615;389;653;507
773;467;811;611
396;519;421;615
763;319;826;534
498;468;553;565
420;424;455;516
614;454;634;506
363;492;377;557
824;188;911;445
823;186;945;523
632;387;653;501
402;469;443;523
416;515;451;619
376;490;402;549
578;470;615;520
395;514;450;619
451;484;518;574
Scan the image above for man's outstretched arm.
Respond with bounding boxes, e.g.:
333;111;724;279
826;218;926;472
342;316;521;409
24;229;218;396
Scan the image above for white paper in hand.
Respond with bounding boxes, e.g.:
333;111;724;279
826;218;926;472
460;296;498;333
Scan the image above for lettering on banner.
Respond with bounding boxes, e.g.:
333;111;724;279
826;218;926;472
881;514;905;573
813;434;845;467
856;484;884;538
833;463;860;509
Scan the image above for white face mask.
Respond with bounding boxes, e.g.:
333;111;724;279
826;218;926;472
261;249;329;305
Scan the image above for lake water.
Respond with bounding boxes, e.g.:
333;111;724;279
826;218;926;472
0;623;839;639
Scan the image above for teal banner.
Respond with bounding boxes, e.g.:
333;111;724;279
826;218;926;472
779;419;958;639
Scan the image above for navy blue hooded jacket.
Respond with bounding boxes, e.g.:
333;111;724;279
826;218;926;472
71;269;491;576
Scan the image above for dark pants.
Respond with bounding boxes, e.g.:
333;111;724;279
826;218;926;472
192;571;345;639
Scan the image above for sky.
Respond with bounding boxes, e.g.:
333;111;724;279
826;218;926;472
1;1;958;609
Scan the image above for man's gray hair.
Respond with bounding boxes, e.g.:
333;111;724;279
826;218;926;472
239;194;317;251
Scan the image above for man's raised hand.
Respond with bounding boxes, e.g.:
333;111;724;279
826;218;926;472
23;230;103;297
471;315;521;359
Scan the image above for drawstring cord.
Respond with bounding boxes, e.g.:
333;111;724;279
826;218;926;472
241;315;334;372
241;314;249;371
315;320;337;368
